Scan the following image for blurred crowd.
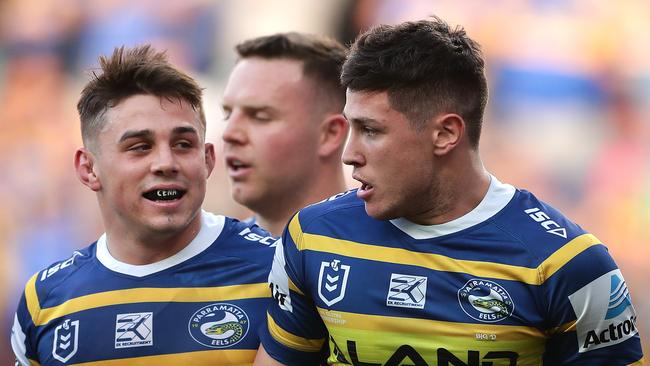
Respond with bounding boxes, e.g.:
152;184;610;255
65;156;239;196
1;0;648;361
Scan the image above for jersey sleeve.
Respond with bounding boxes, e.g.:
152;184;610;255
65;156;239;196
11;273;40;366
542;235;644;364
259;213;328;365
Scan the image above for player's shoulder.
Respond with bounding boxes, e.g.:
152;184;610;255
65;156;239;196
495;188;598;259
295;189;365;225
26;244;96;304
215;213;278;265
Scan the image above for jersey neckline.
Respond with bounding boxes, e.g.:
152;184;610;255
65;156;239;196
96;210;225;277
389;174;515;239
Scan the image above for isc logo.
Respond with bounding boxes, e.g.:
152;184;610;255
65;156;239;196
238;228;277;246
524;207;567;238
40;251;83;281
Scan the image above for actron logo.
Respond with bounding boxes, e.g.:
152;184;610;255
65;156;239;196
569;269;639;353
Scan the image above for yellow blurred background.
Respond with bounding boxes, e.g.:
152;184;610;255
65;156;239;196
0;0;647;362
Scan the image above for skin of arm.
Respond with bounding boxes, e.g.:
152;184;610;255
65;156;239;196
253;344;287;366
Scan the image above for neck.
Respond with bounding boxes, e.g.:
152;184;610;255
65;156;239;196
408;151;490;225
256;169;347;237
103;215;202;265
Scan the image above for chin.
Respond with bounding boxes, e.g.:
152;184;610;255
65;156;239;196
363;204;398;221
146;213;193;232
232;186;256;206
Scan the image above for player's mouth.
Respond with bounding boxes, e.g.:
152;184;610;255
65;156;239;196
142;188;186;202
226;157;252;179
354;175;374;200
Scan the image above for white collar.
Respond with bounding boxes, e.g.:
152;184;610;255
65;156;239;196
96;211;225;277
390;175;515;239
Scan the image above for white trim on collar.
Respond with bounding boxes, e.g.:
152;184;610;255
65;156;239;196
390;175;515;240
96;211;225;277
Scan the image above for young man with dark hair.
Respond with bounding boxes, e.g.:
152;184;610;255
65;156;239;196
222;32;349;237
11;45;275;365
255;18;644;365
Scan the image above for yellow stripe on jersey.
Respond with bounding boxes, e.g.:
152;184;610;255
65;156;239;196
28;359;40;366
35;282;269;326
627;358;645;366
294;226;600;285
320;309;546;366
316;308;546;341
69;349;256;365
537;234;601;282
547;319;577;336
267;313;325;352
326;326;545;366
288;214;304;250
25;273;41;326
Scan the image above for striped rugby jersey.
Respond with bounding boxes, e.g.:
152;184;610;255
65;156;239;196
261;177;644;365
12;211;276;365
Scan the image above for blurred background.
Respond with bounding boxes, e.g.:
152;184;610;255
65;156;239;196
0;0;648;361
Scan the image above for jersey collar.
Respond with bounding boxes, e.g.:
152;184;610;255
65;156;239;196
390;175;515;240
96;210;225;277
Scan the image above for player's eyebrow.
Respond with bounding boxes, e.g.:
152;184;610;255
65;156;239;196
171;126;199;136
118;129;152;143
118;126;198;143
343;113;380;126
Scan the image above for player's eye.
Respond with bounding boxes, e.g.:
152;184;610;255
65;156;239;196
128;143;150;152
174;140;193;149
252;111;271;121
222;107;232;120
361;126;378;137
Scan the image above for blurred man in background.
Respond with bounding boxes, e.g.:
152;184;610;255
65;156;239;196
11;45;274;365
221;32;349;237
256;17;644;365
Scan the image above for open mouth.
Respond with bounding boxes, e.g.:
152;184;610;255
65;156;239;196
142;189;186;202
227;158;250;172
360;182;374;192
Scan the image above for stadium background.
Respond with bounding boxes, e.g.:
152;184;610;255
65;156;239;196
0;0;647;362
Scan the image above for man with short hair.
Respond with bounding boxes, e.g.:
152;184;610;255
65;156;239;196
255;18;644;365
222;32;349;237
11;45;275;365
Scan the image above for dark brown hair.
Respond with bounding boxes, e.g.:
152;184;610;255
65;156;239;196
341;17;488;147
77;45;205;149
236;32;348;109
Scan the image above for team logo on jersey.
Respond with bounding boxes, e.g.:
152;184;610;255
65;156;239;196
458;279;514;323
318;259;351;307
386;274;427;309
52;319;79;363
569;269;638;353
188;303;249;348
115;312;153;348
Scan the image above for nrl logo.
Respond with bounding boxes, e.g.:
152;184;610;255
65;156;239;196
52;319;79;363
318;259;351;307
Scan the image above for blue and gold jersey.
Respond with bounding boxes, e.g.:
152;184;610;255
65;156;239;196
261;177;644;365
11;211;277;365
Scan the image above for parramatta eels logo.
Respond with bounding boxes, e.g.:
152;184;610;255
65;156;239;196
458;279;514;323
188;303;249;348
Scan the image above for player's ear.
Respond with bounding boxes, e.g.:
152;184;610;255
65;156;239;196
318;113;349;158
74;147;101;191
431;113;464;156
204;142;216;178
